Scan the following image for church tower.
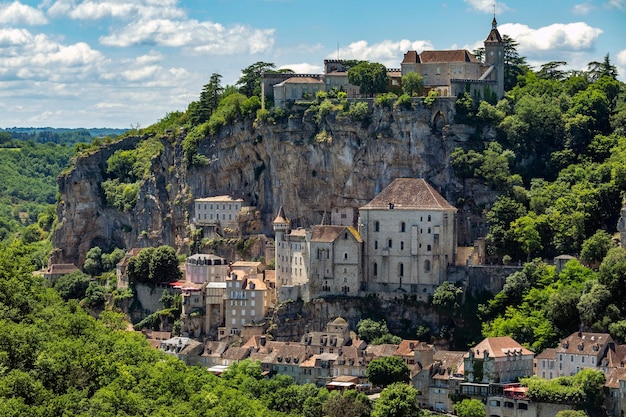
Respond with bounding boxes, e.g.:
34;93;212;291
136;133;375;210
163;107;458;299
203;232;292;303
273;206;290;287
484;16;505;98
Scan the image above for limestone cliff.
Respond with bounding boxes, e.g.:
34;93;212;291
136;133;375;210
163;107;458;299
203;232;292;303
52;99;492;266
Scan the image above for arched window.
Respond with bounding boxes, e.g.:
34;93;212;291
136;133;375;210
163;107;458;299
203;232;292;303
424;260;431;272
375;221;380;232
428;228;431;234
400;222;406;232
374;241;378;250
388;239;392;248
428;215;431;221
344;253;348;260
373;262;378;276
400;241;404;250
399;263;404;277
427;244;432;251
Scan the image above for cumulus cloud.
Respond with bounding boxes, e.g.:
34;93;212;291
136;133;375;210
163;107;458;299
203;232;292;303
0;1;47;25
279;63;322;74
499;22;602;52
464;0;509;13
46;0;275;55
47;0;184;20
617;49;626;65
330;39;434;69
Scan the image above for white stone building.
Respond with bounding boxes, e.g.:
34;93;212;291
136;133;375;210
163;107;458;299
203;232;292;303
358;178;457;300
185;253;228;284
273;206;310;292
194;195;246;230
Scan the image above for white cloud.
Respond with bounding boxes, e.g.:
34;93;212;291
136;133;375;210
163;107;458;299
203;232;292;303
47;0;184;20
464;0;509;14
99;18;275;55
617;49;626;65
279;63;322;74
572;3;594;14
331;39;434;69
500;22;602;52
606;0;625;9
0;1;47;25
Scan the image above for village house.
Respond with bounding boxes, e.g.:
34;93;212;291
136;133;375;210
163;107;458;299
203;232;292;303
535;331;615;378
158;336;203;365
43;263;79;286
219;270;269;339
185;253;228;284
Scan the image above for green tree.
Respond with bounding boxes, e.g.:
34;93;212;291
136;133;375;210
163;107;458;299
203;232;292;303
587;53;618;81
366;356;410;388
371;383;421;417
432;281;463;311
580;230;615;269
348;61;389;97
402;72;424;97
357;318;390;343
537;61;568;80
237;61;275;97
54;270;90;301
127;247;155;283
322;390;371;417
503;35;528;91
510;215;543;261
83;246;103;276
454;398;486;417
149;245;181;283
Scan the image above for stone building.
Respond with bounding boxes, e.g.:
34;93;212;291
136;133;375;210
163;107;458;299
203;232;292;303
401;17;505;100
185;253;228;284
308;225;363;298
220;270;268;338
358;178;457;300
273;206;310;299
193;195;247;233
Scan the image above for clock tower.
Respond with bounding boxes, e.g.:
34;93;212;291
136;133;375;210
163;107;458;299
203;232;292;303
484;17;505;98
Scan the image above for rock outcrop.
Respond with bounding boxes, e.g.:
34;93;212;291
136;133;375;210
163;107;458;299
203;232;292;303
53;99;491;266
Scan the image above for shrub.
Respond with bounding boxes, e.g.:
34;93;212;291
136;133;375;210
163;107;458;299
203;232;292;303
374;92;398;108
348;101;371;121
395;94;413;110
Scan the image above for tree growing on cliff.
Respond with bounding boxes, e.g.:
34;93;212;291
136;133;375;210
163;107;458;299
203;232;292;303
237;61;276;97
348;61;389;97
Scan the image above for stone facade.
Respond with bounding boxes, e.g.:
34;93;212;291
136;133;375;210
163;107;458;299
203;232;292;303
185;253;228;284
358;178;458;300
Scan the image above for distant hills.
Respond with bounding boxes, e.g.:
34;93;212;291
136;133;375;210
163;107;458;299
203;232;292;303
1;127;127;145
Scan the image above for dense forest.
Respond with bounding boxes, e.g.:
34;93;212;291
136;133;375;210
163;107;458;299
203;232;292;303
1;45;626;415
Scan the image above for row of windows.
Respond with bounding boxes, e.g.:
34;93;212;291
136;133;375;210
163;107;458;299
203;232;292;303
558;354;595;364
373;240;432;251
199;213;233;220
372;260;431;276
374;217;432;233
231;309;256;317
198;203;239;211
230;300;256;306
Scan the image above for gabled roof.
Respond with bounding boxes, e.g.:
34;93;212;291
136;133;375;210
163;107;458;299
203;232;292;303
394;340;421;357
556;332;613;356
46;263;79;275
195;195;245;203
310;225;362;243
360;178;456;211
419;50;480;63
535;347;557;360
605;367;626;389
467;336;534;358
277;76;324;86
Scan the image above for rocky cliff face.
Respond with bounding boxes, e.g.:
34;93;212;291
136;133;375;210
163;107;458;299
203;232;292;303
53;99;492;266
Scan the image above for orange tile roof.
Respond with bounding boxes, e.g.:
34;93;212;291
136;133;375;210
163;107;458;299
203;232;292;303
310;225;363;243
419;50;479;63
361;178;456;210
468;336;534;358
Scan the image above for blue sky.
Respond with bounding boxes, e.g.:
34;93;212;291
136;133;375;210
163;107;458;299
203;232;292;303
0;0;625;128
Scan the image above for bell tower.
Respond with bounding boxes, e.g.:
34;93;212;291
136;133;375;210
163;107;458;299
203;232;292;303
484;16;505;98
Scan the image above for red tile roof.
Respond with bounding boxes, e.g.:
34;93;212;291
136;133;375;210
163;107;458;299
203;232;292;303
419;50;479;63
361;178;456;210
468;336;534;358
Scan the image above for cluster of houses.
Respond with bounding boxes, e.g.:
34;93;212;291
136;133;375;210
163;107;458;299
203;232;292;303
148;320;626;417
262;17;505;108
